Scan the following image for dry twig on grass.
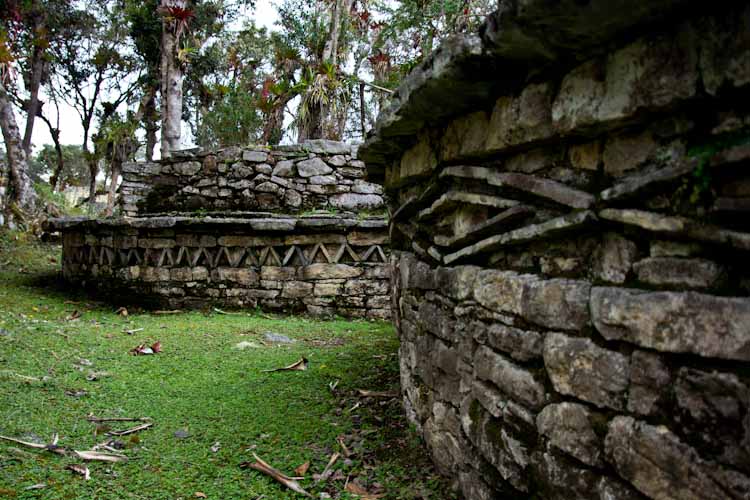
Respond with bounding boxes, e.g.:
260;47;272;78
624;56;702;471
262;358;308;373
241;453;314;498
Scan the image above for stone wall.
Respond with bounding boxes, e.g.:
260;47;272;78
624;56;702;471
52;214;390;319
120;140;384;217
361;2;750;499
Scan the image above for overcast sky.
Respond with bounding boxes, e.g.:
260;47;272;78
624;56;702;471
23;0;280;156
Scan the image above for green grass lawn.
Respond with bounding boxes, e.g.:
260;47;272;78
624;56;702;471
0;232;451;500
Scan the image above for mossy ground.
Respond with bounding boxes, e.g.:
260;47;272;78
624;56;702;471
0;232;452;500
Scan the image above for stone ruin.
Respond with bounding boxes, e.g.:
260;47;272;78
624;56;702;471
359;1;750;499
46;141;391;319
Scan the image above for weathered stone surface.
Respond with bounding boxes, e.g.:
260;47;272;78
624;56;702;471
552;26;698;132
601;157;697;201
272;159;296;177
605;416;750;500
351;180;383;195
296;157;333;177
699;5;750;95
599;209;750;250
474;346;546;409
674;367;750;472
445;211;597;264
309;174;337;185
176;233;217;247
485;323;543;362
173;161;202;176
568;141;600;171
627;350;670;416
474;270;590;330
240;150;266;163
486;82;555;151
602;131;658;177
537;402;604;467
399;134;437;183
593;233;638;284
330;193;383;210
633;257;725;289
440;111;490;161
591;287;750;361
299;264;363;280
543;333;630;410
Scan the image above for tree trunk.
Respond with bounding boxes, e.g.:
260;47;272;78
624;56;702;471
159;0;184;158
86;157;98;212
105;158;120;217
22;44;45;156
0;82;36;214
145;90;158;161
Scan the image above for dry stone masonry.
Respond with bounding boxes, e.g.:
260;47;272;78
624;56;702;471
47;141;390;319
119;140;383;216
360;1;750;499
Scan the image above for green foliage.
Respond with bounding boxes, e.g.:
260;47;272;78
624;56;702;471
32;181;84;215
29;144;88;188
685;128;750;205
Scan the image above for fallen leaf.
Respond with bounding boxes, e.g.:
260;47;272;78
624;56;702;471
24;483;46;490
85;371;110;381
294;461;310;476
65;389;88;398
151;341;162;353
66;310;81;321
195;493;207;498
115;307;128;317
345;482;385;499
338;437;352;458
66;464;90;480
262;357;308;373
210;441;221;453
174;429;190;439
123;328;144;335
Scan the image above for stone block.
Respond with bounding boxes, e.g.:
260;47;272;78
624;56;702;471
399;134;437;183
699;5;750;96
309;175;337;185
627;350;670;416
674;367;750;472
351;180;383;195
604;131;659;177
300;264;363;280
605;416;750;500
536;402;604;467
435;265;480;301
176;234;217;247
242;150;268;162
485;324;543;362
214;267;259;286
633;257;725;289
474;346;546;409
593;232;638;284
591;287;750;361
260;266;296;281
553;27;698;132
440;111;490;161
284;189;302;208
568;141;601;171
173;161;202;176
487;83;555;151
281;281;313;298
543;332;630;410
314;283;342;296
329;193;384;210
297;157;332;177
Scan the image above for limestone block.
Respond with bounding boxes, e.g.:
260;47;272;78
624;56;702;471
297;157;333;177
242;150;268;162
314;283;342;296
272;160;296;177
627;350;670;416
487;82;555;151
255;181;280;193
173;161;202;176
255;163;272;175
699;5;750;95
281;281;314;298
605;416;750;500
299;264;363;280
399;135;437;184
329;193;383;210
593;232;638;284
633;257;725;289
214;267;259;286
138;238;175;249
260;266;296;281
328;155;347;166
474;270;590;331
284;189;302;208
543;332;630;410
536;402;604;467
674;367;750;472
568;141;601;171
553;27;699;132
351;180;383;195
308;175;337;185
485;324;543;362
474;346;546;409
602;131;659;177
591;287;750;360
440;111;490;161
435;265;480;301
